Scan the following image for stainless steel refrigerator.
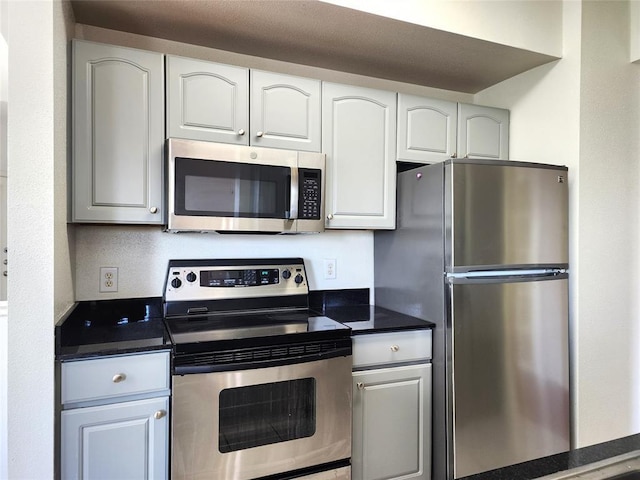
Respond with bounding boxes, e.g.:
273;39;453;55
374;159;570;479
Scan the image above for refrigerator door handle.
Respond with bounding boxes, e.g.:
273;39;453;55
447;271;568;284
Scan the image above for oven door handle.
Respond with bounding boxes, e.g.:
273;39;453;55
288;167;299;220
173;340;352;375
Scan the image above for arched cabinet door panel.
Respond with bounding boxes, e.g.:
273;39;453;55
73;40;164;224
250;70;321;152
457;103;509;160
322;82;397;229
397;94;457;164
166;55;249;145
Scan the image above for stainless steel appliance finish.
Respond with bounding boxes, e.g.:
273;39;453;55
163;258;352;480
166;138;325;233
449;275;569;477
446;161;568;271
292;465;351;480
374;159;570;479
172;356;352;480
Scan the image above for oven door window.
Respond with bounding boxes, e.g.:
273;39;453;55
218;378;316;453
175;157;291;218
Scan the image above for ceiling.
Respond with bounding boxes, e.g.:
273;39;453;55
70;0;560;94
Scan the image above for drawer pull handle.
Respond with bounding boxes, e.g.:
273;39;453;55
154;410;167;420
112;373;126;383
357;382;365;390
390;345;400;352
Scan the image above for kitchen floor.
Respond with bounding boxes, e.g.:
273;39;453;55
537;451;640;480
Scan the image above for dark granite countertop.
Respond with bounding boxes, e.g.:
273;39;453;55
55;297;171;361
321;304;434;334
309;287;435;334
459;434;640;480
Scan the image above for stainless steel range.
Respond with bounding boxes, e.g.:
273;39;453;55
163;258;352;480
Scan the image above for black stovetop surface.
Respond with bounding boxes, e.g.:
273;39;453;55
165;310;349;345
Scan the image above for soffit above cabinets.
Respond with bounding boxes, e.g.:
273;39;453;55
69;0;560;94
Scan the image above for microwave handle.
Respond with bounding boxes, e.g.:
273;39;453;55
289;167;299;220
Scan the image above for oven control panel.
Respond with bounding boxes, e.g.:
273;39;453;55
164;259;308;303
199;268;280;287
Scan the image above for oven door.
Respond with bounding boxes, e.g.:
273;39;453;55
171;355;352;480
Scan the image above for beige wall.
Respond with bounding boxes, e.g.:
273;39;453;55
6;0;74;478
574;0;640;445
54;0;75;319
7;1;55;477
476;0;640;447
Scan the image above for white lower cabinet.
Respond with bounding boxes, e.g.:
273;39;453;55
61;396;169;480
60;351;170;480
352;331;432;480
352;364;431;480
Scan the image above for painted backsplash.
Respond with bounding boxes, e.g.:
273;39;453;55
74;225;374;301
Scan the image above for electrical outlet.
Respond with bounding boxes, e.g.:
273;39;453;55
99;267;118;293
324;258;337;280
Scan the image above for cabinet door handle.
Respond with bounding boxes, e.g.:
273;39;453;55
390;345;400;352
149;206;158;214
154;410;167;420
112;373;126;383
237;129;245;136
327;214;334;220
256;131;264;137
356;382;365;390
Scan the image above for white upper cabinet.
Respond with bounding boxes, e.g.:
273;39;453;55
72;40;164;224
322;83;397;229
250;70;321;151
167;58;321;151
397;94;457;164
457;103;509;160
166;56;249;145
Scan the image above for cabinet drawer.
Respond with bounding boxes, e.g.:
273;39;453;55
352;330;431;368
61;351;170;405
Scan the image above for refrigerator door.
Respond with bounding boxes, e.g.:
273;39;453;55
445;160;568;272
449;274;570;478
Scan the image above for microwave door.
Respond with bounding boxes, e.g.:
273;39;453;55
170;157;296;232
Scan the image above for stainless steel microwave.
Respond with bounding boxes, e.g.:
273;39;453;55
166;138;325;233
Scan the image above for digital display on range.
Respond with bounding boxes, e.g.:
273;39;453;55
200;268;280;287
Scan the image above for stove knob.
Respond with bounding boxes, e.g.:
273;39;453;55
294;274;304;284
186;271;197;283
282;269;291;280
171;277;182;289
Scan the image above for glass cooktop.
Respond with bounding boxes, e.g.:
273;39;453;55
164;311;349;345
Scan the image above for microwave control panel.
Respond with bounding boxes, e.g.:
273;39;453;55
299;169;321;220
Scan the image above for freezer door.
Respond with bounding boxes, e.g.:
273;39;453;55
445;160;568;271
450;275;569;478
